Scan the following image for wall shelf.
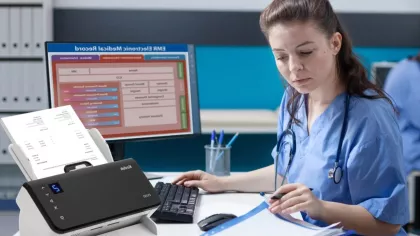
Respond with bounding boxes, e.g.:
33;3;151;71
200;109;278;134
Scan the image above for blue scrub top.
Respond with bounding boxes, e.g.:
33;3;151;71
384;59;420;176
272;88;409;235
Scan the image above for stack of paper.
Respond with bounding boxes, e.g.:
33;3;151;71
0;105;108;179
201;201;352;236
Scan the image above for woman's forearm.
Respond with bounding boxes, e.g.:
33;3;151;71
220;164;284;193
319;200;401;236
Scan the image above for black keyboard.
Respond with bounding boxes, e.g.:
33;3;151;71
151;182;199;223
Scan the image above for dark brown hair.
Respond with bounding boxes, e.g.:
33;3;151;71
259;0;394;125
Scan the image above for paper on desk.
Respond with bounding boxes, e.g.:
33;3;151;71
201;201;344;236
0;105;108;179
261;193;303;221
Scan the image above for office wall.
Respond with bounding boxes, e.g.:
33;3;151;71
53;11;420;109
54;0;420;13
52;1;420;172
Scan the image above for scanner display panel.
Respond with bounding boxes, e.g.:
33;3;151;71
23;159;160;233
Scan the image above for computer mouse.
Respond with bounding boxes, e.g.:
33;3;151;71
197;213;237;231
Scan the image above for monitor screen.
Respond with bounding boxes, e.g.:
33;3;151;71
45;42;201;141
371;62;397;88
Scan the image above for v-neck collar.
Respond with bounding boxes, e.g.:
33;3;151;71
299;92;347;138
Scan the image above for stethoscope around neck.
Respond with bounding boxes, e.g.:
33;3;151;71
274;94;350;190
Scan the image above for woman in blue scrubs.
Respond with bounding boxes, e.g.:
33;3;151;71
173;0;409;235
384;54;420;176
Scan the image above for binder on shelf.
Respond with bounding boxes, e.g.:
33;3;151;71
8;62;23;112
0;61;45;112
0;61;13;112
20;7;32;56
32;7;43;57
32;61;48;110
0;62;6;110
9;7;21;56
15;61;24;110
0;7;9;56
21;63;29;111
0;114;14;165
21;62;33;111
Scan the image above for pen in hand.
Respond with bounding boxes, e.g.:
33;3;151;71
259;192;271;203
270;188;314;200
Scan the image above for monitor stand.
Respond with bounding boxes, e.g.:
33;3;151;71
109;142;163;180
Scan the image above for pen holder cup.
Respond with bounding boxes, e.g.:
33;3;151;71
205;145;231;176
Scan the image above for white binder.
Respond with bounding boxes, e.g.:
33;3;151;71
0;7;9;56
0;61;45;112
32;7;44;57
5;61;15;111
9;62;22;111
0;61;13;112
0;114;14;165
20;7;32;56
9;7;21;56
1;61;42;112
21;62;32;111
32;61;48;110
0;62;7;110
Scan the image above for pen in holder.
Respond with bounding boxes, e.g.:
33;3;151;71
205;144;231;176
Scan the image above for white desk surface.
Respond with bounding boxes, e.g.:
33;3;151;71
147;172;266;235
14;172;268;236
13;172;420;236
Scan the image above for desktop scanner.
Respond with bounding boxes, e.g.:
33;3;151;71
16;158;161;236
197;213;237;231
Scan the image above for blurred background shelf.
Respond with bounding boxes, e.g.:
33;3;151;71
200;109;278;134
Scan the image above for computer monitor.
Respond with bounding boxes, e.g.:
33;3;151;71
44;42;201;142
370;61;397;88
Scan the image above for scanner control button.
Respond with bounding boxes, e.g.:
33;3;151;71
49;199;54;203
60;216;65;220
41;186;46;190
54;206;58;210
45;193;50;197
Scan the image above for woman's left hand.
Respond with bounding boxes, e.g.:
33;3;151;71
268;183;324;219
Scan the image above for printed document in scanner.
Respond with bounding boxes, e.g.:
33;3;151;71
0;105;108;179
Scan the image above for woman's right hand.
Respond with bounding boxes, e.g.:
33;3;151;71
171;170;226;193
